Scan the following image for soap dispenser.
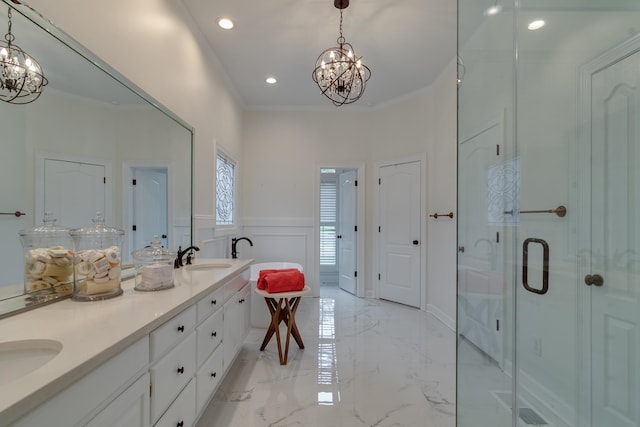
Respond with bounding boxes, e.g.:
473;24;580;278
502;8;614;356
19;212;73;298
70;212;124;301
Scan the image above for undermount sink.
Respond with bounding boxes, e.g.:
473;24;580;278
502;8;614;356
185;263;232;271
0;339;62;385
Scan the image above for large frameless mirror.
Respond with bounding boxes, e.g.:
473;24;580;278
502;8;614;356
0;0;193;318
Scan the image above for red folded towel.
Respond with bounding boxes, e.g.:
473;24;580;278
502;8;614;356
257;268;299;290
263;270;305;293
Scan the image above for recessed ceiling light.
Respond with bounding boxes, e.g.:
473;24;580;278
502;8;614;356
528;20;545;30
217;18;234;30
265;77;277;84
484;5;502;16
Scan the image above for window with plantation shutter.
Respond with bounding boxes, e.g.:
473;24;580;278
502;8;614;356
320;179;337;266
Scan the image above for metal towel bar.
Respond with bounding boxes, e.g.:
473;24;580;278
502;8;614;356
0;211;26;217
504;205;566;218
429;212;454;219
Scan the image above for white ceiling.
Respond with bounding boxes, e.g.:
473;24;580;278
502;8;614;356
181;0;457;110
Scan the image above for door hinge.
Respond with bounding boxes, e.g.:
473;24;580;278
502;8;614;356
496;144;500;156
354;271;357;278
496;231;500;243
132;225;137;231
496;319;500;331
132;179;137;185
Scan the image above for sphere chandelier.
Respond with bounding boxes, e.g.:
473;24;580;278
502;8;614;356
312;0;371;107
0;6;47;105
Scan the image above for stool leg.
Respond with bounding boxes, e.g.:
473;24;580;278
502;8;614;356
283;298;295;365
273;298;285;364
260;298;278;351
288;297;305;349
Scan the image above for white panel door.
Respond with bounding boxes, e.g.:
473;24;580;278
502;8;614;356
590;47;640;427
338;170;357;294
132;167;168;250
44;159;105;228
378;161;421;307
458;122;505;366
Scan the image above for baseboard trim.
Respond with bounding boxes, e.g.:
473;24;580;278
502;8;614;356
426;303;456;332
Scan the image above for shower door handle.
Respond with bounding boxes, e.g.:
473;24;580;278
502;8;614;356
522;238;549;295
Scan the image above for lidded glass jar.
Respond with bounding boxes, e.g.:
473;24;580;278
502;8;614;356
19;212;74;297
70;212;124;301
132;235;175;292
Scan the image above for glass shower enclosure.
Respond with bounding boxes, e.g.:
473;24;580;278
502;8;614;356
457;1;640;426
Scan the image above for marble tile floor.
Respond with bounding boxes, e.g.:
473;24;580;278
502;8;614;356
196;285;456;427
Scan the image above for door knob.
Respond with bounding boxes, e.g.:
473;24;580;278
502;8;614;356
584;274;604;287
413;240;419;245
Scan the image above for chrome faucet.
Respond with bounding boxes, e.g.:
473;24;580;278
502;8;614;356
231;237;253;259
174;245;200;268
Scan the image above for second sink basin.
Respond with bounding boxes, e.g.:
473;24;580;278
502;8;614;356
185;263;232;271
0;339;62;385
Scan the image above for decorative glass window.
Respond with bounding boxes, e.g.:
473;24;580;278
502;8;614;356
216;153;235;225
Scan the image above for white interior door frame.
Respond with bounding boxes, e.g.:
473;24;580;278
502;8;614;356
374;153;427;310
35;151;113;225
123;161;173;260
314;162;366;298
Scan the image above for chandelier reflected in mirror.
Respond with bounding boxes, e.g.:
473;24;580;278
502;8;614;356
312;0;370;107
0;6;47;104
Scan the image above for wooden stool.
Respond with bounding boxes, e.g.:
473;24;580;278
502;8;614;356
256;286;311;365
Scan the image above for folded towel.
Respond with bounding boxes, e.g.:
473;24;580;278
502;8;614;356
263;270;305;293
257;268;300;290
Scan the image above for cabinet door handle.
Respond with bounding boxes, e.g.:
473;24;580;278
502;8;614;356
177;325;185;332
177;366;184;374
177;421;184;427
211;299;217;305
211;331;217;337
211;372;217;378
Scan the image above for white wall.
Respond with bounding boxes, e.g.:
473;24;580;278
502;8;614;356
242;65;457;324
25;0;457;324
27;0;245;241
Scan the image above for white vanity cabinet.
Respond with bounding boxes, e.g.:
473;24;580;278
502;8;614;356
223;283;250;371
10;336;150;427
2;262;251;427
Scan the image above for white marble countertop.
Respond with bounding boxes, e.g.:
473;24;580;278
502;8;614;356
0;258;252;425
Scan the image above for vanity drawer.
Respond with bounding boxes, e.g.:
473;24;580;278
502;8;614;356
154;378;196;427
196;285;224;323
196;346;224;414
224;268;250;300
196;309;223;367
150;332;196;423
150;305;196;361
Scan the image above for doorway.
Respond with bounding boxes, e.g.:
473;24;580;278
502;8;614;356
377;158;425;308
316;165;365;297
127;166;169;261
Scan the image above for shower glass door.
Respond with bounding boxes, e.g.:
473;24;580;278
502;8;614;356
457;1;640;426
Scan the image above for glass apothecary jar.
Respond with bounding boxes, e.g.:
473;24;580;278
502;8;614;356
132;235;174;291
19;212;74;298
70;212;124;301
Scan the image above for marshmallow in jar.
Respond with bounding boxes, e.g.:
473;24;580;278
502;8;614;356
70;212;124;301
19;212;74;298
132;235;174;291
